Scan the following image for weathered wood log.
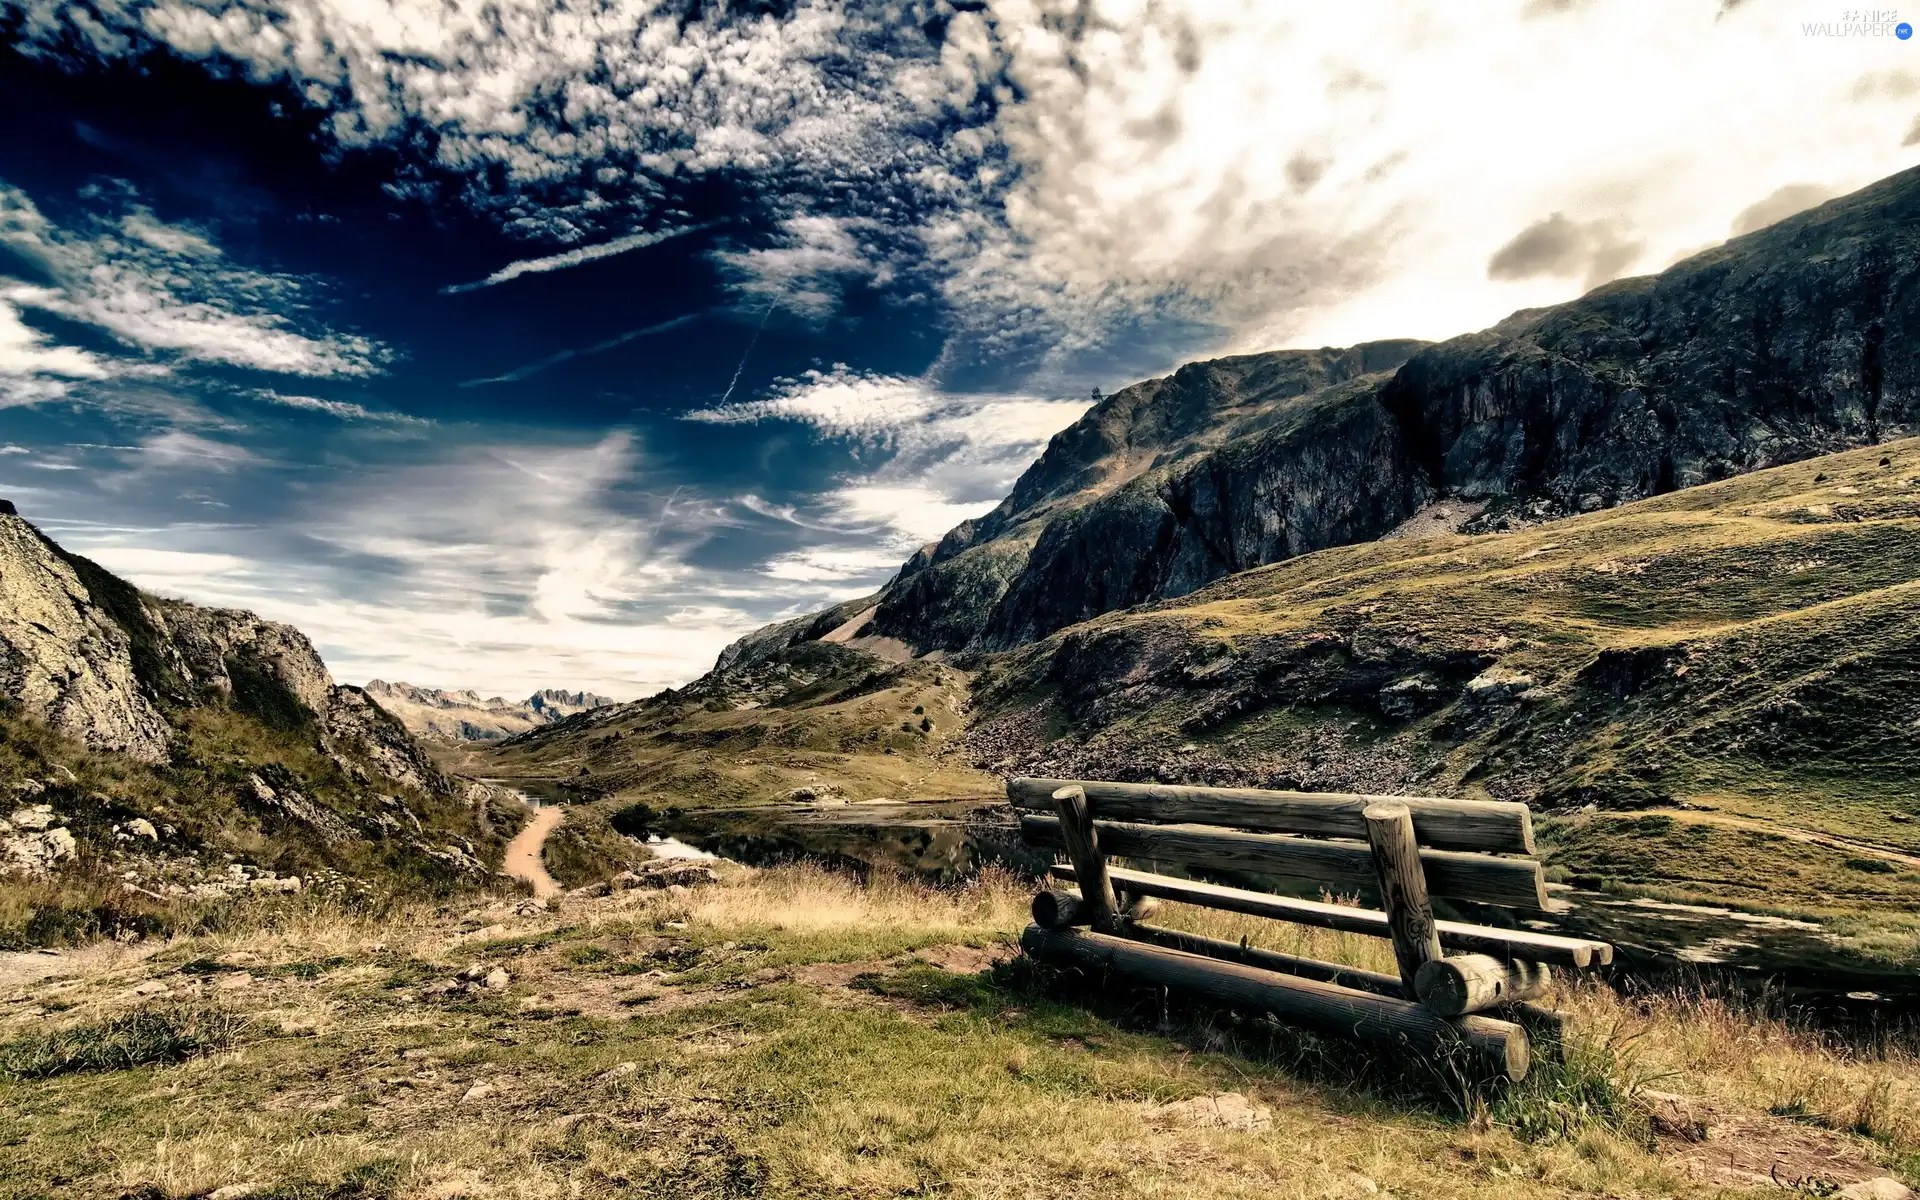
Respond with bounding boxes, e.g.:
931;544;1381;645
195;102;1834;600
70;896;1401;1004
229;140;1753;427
1051;786;1118;930
1364;802;1443;998
1123;921;1404;997
1035;887;1159;929
1051;864;1614;968
1506;1001;1568;1045
1415;954;1553;1016
1032;888;1088;929
1009;777;1535;855
1022;924;1531;1081
1021;813;1550;910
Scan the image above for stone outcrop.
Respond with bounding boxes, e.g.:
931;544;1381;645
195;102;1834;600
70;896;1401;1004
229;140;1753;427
0;509;452;795
869;342;1431;653
0;515;173;761
154;602;335;724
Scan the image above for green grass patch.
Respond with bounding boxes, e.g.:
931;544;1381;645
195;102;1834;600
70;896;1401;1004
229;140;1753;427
1;1004;248;1080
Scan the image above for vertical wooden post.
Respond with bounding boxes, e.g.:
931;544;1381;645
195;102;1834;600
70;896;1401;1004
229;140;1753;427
1364;801;1443;1000
1053;785;1118;931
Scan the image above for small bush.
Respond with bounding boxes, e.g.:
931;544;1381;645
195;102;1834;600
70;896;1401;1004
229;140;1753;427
609;802;657;838
1;1004;247;1079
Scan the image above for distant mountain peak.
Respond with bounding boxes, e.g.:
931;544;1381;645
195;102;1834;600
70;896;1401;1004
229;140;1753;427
362;680;617;742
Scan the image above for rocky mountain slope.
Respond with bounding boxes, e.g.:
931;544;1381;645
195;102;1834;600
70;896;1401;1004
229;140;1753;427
0;507;527;945
362;680;616;742
732;166;1920;664
965;439;1920;939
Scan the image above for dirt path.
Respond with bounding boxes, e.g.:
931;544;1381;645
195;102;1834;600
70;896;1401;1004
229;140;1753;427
504;803;563;898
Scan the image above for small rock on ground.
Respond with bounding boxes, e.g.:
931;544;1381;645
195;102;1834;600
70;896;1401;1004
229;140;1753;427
1838;1181;1915;1200
1141;1091;1273;1133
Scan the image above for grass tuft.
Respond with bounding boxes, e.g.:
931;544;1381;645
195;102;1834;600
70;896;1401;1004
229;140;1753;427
0;1004;248;1080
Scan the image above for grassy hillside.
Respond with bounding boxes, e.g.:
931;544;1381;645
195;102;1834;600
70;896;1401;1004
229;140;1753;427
483;641;1000;810
0;703;529;949
476;439;1920;963
969;438;1920;947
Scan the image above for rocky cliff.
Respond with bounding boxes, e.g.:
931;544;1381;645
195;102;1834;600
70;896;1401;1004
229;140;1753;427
0;515;174;763
729;166;1920;664
364;680;617;742
0;509;519;941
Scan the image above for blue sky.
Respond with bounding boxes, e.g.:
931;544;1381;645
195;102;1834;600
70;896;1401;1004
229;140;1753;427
2;1;1917;698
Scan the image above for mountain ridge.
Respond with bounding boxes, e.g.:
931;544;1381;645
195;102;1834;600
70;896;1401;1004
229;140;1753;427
709;164;1920;670
362;679;617;742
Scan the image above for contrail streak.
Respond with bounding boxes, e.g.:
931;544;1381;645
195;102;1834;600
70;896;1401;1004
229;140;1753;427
440;221;723;294
716;303;777;407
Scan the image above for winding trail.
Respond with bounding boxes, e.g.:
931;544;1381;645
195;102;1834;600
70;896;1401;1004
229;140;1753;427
503;802;563;898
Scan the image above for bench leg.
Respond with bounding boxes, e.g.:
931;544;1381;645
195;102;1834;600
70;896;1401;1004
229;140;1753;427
1364;802;1443;1001
1053;785;1119;931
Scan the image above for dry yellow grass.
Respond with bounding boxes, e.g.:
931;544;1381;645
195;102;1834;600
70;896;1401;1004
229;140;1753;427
1;865;1913;1199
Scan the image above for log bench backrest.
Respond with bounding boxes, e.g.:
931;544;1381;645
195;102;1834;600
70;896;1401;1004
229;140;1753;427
1011;777;1550;911
1008;777;1535;855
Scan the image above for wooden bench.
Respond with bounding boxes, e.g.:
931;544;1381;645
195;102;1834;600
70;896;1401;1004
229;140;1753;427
1011;777;1615;1082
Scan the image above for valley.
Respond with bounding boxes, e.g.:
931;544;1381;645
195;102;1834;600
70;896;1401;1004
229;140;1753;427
5;161;1920;1200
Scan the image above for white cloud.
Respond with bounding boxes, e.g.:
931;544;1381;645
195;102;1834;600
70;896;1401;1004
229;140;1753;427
686;364;1087;454
703;365;1091;575
820;484;993;547
137;430;263;472
254;389;428;425
57;429;765;698
0;291;113;405
686;365;944;440
0;182;388;383
761;545;908;582
713;215;886;319
81;547;253;582
27;1;1917;381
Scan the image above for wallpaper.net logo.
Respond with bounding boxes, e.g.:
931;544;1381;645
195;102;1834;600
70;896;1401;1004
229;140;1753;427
1804;8;1913;36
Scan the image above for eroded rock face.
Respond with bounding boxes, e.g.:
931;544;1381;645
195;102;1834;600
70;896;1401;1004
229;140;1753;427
324;687;450;797
871;344;1431;653
0;516;173;762
1384;171;1920;522
155;603;334;724
0;510;455;803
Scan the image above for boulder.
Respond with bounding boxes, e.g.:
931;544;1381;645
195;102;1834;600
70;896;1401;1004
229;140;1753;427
1463;667;1536;705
